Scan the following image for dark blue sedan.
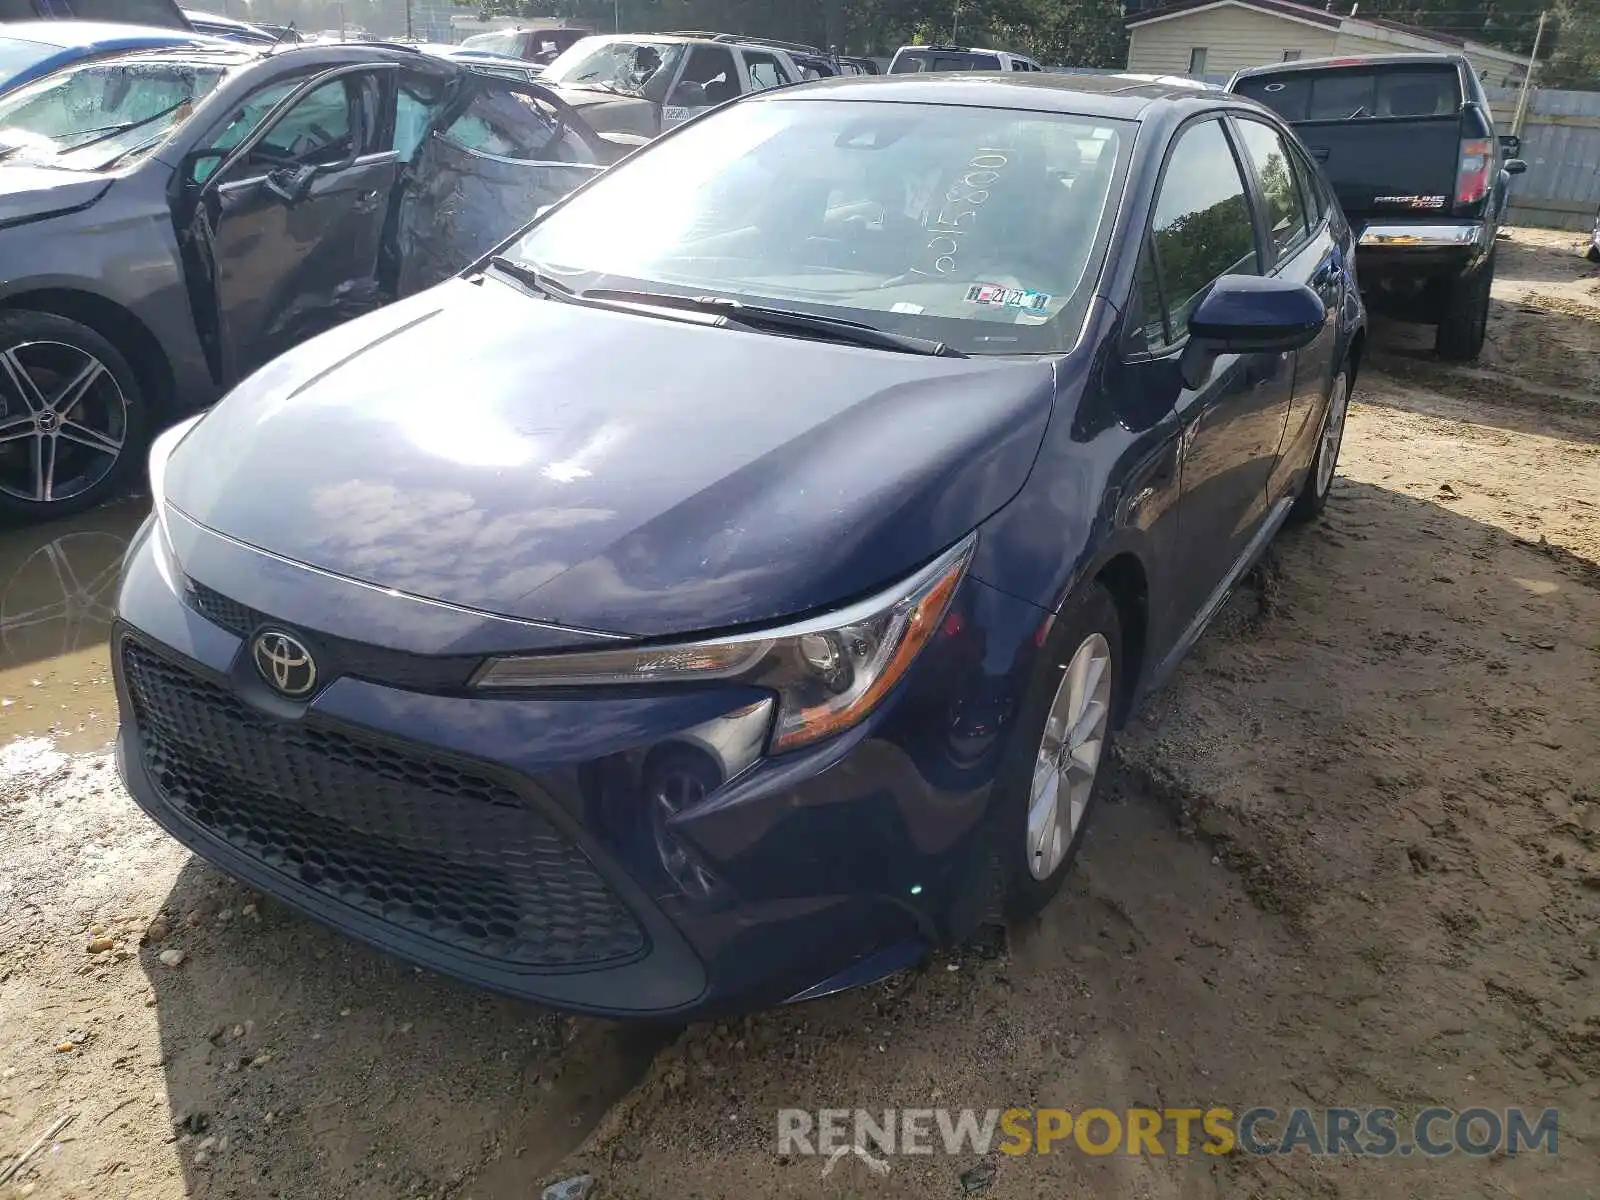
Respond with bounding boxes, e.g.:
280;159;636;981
113;73;1365;1017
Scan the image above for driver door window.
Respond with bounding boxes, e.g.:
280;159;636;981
1143;118;1259;349
205;77;359;181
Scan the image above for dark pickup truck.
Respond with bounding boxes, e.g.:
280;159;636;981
1230;53;1526;360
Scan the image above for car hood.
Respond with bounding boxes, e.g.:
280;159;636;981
165;279;1056;638
545;87;657;136
0;163;112;228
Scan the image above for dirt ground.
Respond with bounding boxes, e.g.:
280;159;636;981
1;227;1597;1200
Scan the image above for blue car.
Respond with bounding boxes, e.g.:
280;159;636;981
0;19;216;92
113;73;1365;1018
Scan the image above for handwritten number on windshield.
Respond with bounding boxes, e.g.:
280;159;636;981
913;150;1011;277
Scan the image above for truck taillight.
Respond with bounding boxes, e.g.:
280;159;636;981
1455;137;1493;206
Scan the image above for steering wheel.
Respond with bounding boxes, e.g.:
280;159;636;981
537;113;570;160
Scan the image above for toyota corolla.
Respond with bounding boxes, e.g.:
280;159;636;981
113;73;1364;1017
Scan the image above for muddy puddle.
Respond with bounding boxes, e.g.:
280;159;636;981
0;498;147;753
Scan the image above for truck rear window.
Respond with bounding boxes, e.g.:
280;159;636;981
1235;66;1461;122
890;50;1003;73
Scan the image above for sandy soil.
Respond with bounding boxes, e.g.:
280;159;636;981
1;228;1597;1200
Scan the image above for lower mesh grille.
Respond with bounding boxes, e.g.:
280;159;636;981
122;639;645;968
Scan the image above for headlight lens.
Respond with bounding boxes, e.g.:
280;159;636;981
472;535;975;752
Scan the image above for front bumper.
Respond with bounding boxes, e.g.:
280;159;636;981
112;514;1046;1018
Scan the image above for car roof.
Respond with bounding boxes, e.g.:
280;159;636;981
769;71;1251;120
0;19;207;48
1233;52;1467;78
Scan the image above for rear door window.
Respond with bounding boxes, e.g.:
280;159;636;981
440;85;589;163
1235;66;1461;122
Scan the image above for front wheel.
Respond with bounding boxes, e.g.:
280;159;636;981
0;311;147;522
999;583;1123;920
1289;365;1350;524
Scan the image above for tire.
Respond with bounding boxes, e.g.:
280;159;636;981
997;582;1123;921
1434;250;1494;362
1288;363;1351;525
0;311;147;522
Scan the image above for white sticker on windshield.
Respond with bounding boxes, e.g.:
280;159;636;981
965;284;1052;313
891;302;925;314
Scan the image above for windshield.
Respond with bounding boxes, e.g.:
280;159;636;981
0;57;226;169
510;98;1131;355
462;31;522;56
1234;66;1462;121
542;38;685;99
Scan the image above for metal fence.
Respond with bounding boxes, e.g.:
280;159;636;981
1487;85;1600;231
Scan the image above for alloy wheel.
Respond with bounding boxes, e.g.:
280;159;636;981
1316;372;1350;498
0;341;128;505
1026;632;1113;881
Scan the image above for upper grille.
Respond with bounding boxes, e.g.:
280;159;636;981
122;639;645;968
187;580;265;638
183;578;480;691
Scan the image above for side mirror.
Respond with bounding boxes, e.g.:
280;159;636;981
1504;157;1528;176
1179;275;1326;389
669;80;707;107
1500;133;1522;156
264;163;320;206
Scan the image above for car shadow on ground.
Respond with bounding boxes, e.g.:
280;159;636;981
141;462;1597;1197
143;858;674;1197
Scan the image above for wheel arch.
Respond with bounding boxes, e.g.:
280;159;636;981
0;288;174;411
1091;551;1150;728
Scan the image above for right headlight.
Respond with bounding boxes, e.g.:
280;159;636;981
472;535;975;753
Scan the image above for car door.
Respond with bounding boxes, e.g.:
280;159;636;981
1230;114;1341;503
1134;116;1294;625
663;44;737;129
392;76;603;298
196;63;400;382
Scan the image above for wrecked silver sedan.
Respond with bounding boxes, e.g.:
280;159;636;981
0;41;608;520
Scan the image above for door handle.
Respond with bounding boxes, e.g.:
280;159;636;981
1311;146;1330;162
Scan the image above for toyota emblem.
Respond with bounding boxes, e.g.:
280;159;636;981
251;630;318;698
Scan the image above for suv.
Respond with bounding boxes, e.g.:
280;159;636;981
539;33;804;145
1230;53;1525;360
665;31;839;79
887;45;1042;73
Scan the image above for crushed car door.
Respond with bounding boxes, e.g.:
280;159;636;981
393;75;603;299
191;62;400;382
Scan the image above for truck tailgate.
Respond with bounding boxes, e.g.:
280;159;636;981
1232;62;1474;225
1291;116;1462;224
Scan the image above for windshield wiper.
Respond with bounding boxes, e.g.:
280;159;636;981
64;100;189;152
579;290;969;358
485;256;576;300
